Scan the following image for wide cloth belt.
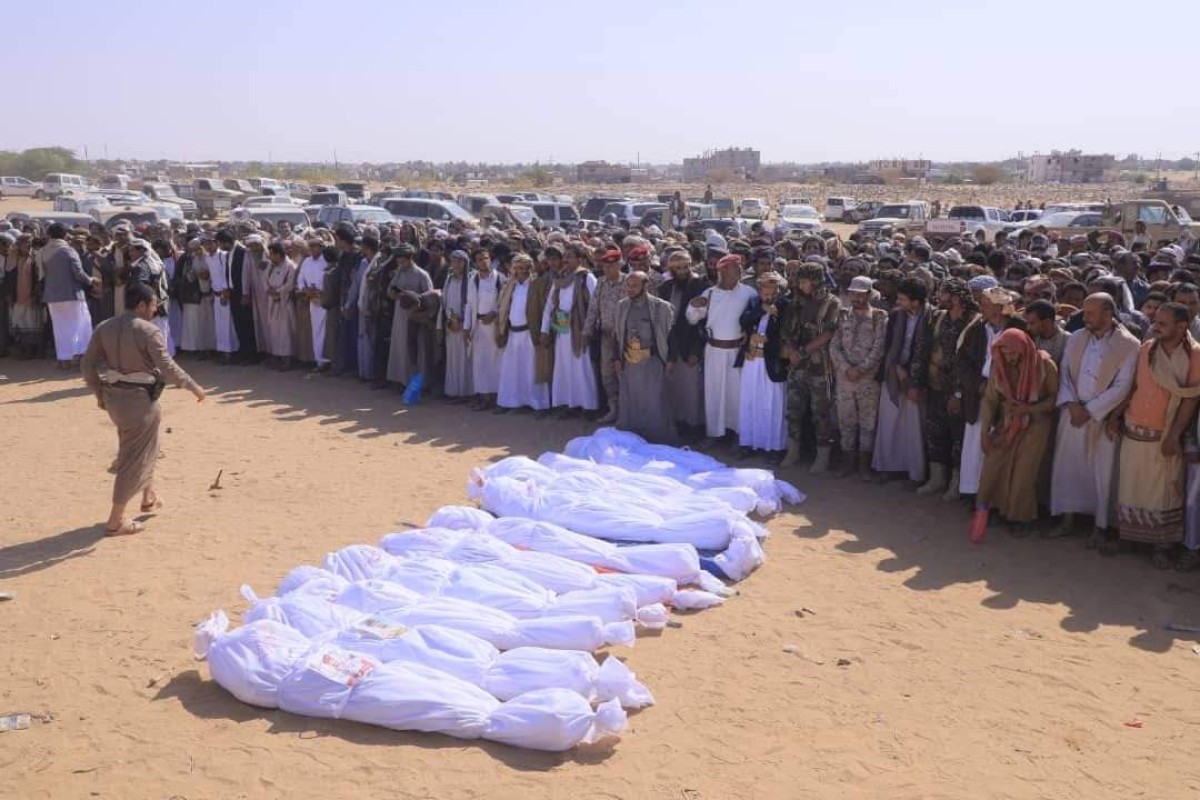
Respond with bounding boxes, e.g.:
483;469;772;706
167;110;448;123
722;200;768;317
101;371;156;386
707;338;742;349
509;324;530;333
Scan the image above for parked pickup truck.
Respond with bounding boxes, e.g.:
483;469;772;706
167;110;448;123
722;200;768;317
192;178;240;219
141;183;199;219
926;205;1009;242
1039;199;1200;247
856;201;931;238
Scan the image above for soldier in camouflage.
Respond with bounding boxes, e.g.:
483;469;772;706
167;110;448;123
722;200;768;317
585;245;628;423
829;275;888;479
780;259;841;472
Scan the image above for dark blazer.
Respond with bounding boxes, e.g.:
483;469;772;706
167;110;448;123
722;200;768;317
173;252;203;305
739;296;790;383
955;316;991;424
228;243;247;302
657;275;709;363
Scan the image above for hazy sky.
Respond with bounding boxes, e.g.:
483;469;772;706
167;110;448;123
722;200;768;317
5;0;1196;164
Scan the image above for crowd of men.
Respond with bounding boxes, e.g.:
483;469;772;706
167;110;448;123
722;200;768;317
3;205;1200;567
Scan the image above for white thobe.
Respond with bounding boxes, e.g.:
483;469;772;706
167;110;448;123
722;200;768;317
542;273;599;409
440;274;473;397
298;255;329;364
467;271;503;394
1050;328;1137;528
47;300;93;360
738;315;786;450
687;282;756;437
959;321;1001;494
208;250;239;354
498;281;549;410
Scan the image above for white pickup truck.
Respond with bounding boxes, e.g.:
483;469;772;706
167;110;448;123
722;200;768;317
856;201;930;238
926;205;1008;241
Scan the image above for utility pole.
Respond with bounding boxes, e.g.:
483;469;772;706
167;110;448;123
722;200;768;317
1194;151;1199;180
1156;151;1162;179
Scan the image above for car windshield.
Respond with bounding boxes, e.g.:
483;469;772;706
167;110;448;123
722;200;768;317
875;205;911;219
254;210;308;225
781;205;818;218
111;212;156;226
633;204;665;216
310;193;340;205
352;208;393;223
948;207;985;219
151;185;177;197
509;207;535;224
1032;212;1078;227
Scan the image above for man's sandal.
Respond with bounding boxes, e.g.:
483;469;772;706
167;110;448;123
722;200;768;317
105;520;146;537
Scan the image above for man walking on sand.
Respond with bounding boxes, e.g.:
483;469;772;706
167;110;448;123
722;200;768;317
42;222;99;369
81;282;205;537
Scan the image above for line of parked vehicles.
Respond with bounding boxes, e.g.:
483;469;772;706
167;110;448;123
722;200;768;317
5;176;1197;248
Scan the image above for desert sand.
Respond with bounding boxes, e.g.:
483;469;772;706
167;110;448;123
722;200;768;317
4;358;1200;800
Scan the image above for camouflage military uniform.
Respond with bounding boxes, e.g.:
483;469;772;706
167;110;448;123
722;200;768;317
781;286;841;447
584;275;626;410
829;305;888;451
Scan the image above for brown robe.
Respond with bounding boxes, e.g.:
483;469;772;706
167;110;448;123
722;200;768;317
527;272;554;385
80;314;199;505
977;361;1060;523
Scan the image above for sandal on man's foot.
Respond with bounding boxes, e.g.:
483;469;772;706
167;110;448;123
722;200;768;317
1151;547;1175;570
140;498;163;514
105;520;146;537
1175;549;1200;572
1008;522;1033;538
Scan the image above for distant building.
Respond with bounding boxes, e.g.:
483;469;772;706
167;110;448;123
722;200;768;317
576;161;632;183
1027;150;1116;183
682;147;761;181
867;159;931;179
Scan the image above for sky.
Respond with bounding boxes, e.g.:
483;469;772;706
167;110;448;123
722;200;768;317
4;0;1196;165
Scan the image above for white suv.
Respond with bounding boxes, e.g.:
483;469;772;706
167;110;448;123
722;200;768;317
738;198;768;219
0;176;39;198
382;198;474;224
39;173;90;200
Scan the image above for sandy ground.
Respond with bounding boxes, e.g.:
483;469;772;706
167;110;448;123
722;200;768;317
4;359;1200;800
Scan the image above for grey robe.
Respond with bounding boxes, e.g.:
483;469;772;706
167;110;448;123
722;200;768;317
615;294;677;443
386;265;434;385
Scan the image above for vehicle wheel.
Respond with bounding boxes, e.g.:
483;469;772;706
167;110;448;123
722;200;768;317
33;190;43;200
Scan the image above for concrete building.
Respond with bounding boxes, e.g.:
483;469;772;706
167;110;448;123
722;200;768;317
575;160;632;183
682;147;761;181
868;159;931;179
1026;150;1116;183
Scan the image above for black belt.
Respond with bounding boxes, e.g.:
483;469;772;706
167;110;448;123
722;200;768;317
510;324;529;332
112;380;153;390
